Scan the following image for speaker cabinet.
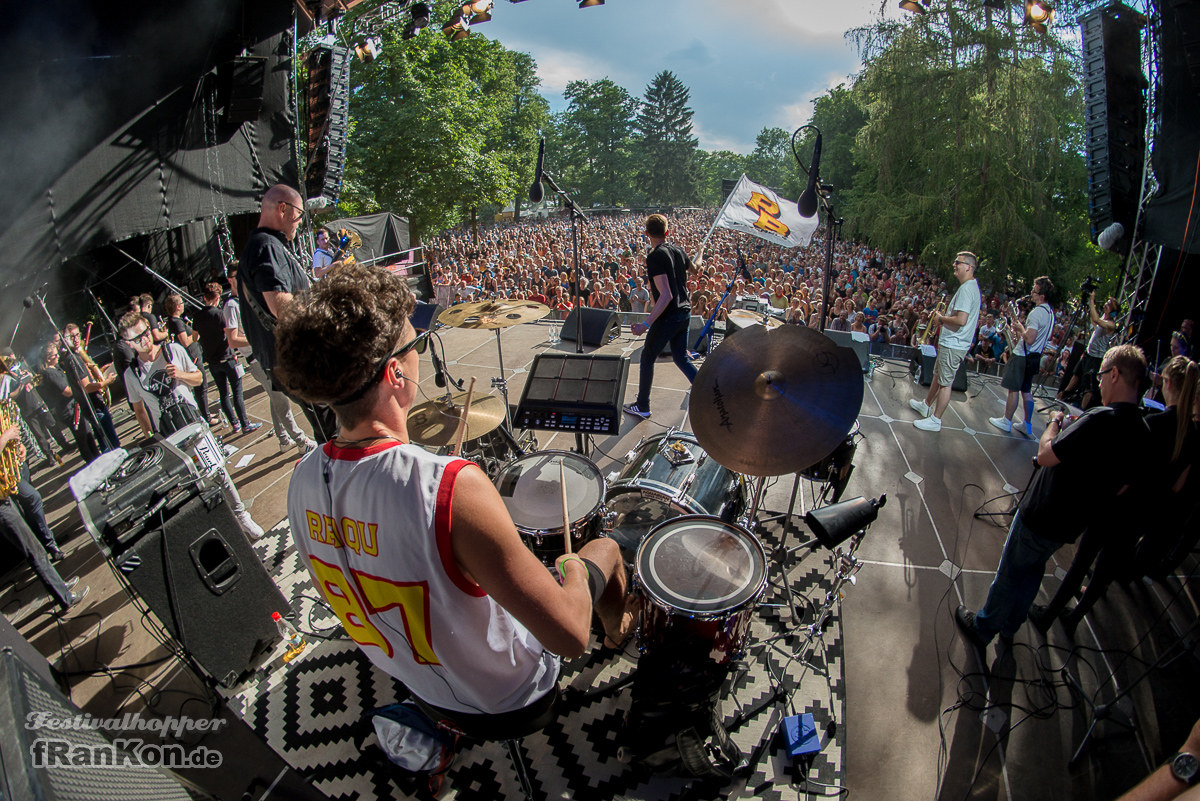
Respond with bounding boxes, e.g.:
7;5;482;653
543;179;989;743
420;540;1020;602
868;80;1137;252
560;306;621;346
410;300;443;332
913;349;970;392
0;649;213;800
118;491;289;688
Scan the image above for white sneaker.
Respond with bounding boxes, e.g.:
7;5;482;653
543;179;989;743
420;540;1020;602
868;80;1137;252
237;512;265;539
909;398;931;417
914;415;942;432
297;436;318;454
277;437;296;454
989;416;1013;433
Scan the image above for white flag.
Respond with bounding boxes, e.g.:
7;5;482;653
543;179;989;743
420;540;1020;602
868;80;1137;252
713;174;819;249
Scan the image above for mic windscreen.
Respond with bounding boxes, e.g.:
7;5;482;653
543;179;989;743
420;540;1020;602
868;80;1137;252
1097;222;1124;251
23;297;33;308
797;133;822;219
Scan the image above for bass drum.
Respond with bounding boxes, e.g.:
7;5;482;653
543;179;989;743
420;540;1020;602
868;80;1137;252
635;516;767;666
605;432;745;557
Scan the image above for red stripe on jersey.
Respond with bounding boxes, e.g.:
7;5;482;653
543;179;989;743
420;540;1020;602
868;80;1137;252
436;459;485;597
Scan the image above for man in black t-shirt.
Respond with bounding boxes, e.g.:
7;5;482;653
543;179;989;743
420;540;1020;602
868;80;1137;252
237;184;337;442
955;344;1151;648
623;214;697;420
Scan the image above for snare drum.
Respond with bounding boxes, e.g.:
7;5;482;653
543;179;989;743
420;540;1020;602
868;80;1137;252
493;451;606;565
165;422;225;477
605;432;745;555
636;516;767;665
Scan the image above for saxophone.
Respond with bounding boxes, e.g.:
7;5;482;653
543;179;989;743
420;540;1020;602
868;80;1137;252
1;399;21;497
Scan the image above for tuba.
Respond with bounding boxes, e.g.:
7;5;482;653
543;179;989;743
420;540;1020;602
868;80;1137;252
1;399;21;497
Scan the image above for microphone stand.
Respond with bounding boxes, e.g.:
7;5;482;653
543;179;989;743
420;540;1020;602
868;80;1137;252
691;244;747;354
816;192;838;333
32;292;117;453
536;169;587;355
116;247;205;311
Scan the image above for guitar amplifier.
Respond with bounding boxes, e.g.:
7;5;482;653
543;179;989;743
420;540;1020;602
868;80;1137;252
515;353;629;435
77;438;199;559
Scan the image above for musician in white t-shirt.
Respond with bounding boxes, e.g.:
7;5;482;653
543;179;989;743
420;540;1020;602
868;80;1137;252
909;251;981;432
991;276;1056;437
118;310;264;539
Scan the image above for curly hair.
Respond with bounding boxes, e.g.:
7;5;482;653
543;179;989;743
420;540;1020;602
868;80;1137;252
273;264;415;424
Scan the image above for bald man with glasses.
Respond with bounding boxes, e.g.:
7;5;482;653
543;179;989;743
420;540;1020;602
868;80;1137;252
236;184;338;443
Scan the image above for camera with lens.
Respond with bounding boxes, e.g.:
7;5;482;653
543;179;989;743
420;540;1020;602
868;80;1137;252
1080;276;1101;296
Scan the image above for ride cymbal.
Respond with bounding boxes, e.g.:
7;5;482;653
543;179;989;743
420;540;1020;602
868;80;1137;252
689;325;863;477
407;391;507;446
437;299;550;330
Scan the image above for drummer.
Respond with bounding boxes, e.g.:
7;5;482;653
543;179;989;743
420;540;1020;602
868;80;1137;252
273;263;636;722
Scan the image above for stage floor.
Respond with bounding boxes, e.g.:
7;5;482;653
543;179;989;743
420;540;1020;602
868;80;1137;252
5;318;1198;800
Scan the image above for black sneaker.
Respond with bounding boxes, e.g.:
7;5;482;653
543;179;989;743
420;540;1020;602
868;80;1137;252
954;605;988;650
623;403;651;420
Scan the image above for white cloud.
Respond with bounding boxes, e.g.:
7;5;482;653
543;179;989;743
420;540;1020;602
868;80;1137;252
693;120;751;153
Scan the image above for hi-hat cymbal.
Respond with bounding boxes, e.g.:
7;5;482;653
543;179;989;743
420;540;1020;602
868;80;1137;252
727;309;784;333
438;299;550;330
407;391;507;446
689;325;863;477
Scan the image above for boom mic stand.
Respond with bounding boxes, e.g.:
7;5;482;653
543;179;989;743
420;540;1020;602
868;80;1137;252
535;168;587;355
116;247;205;311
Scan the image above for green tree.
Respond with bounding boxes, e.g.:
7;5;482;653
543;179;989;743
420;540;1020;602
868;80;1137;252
844;1;1091;286
695;150;746;206
634;70;700;205
341;16;544;241
807;84;868;207
742;127;798;197
559;78;638;207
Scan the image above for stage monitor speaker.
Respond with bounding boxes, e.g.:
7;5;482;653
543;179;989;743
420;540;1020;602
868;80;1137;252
117;491;290;688
410;301;443;332
0;649;214;800
560;306;620;347
913;348;969;392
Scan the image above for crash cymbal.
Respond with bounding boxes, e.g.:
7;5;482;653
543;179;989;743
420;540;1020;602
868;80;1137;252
407;391;507;446
689;325;863;477
437;299;550;330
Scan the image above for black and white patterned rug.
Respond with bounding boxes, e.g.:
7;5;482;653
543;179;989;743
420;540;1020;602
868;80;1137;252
223;518;847;800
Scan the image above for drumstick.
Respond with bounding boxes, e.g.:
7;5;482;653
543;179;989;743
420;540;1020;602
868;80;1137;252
450;377;475;456
559;459;572;555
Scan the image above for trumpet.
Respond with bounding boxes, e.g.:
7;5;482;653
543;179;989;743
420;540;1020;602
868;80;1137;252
919;302;946;345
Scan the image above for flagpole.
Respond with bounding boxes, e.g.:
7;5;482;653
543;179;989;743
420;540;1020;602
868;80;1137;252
696;174;746;266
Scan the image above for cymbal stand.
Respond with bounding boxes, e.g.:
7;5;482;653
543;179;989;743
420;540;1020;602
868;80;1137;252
487;328;518;432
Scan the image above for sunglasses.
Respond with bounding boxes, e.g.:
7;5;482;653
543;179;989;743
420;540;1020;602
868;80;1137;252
123;329;152;343
334;332;431;406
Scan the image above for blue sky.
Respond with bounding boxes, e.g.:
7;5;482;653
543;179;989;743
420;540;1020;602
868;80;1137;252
475;0;903;154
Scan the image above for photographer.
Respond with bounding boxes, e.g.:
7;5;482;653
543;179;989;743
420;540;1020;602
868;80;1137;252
1058;288;1119;409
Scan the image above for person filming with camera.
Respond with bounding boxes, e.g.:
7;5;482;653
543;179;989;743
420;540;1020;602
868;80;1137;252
1058;285;1119;409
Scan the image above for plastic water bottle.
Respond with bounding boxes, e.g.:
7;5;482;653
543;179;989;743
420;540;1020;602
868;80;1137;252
549;323;560;344
273;612;307;662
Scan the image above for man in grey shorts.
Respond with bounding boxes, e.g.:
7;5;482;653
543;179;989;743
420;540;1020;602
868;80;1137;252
910;252;981;432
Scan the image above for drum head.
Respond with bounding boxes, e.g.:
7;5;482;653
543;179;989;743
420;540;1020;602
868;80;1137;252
494;451;603;531
636;516;766;616
605;487;699;554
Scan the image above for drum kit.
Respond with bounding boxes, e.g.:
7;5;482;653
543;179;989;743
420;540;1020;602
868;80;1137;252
410;306;884;776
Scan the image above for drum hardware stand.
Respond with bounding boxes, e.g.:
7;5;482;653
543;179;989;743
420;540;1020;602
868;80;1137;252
1061;612;1200;765
117;247;205;311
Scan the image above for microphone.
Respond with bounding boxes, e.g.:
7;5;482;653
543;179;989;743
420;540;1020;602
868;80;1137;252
528;137;545;203
431;346;446;388
305;196;329;211
23;297;33;308
797;131;822;218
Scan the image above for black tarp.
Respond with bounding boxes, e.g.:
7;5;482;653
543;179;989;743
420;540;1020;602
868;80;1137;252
0;0;295;340
322;212;412;265
1143;0;1200;252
